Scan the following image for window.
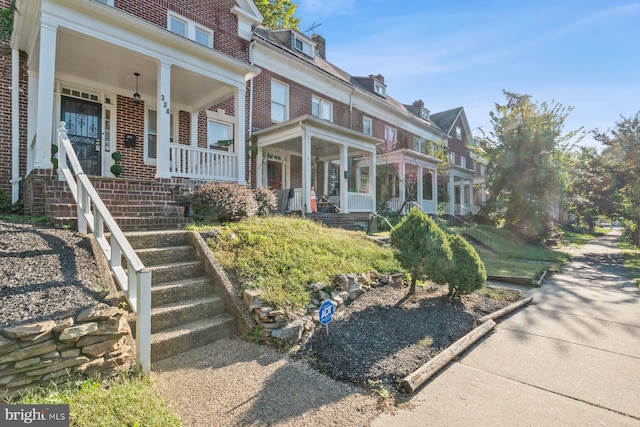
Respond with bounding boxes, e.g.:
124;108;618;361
271;80;288;123
413;136;426;154
422;171;433;200
455;126;462;140
208;120;233;151
374;82;386;96
146;109;175;163
384;126;397;151
420;108;430;120
168;12;213;48
362;117;373;136
96;0;114;5
294;36;314;57
311;96;333;122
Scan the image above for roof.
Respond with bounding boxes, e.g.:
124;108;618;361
430;107;464;135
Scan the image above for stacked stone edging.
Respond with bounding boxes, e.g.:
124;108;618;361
0;303;134;400
243;272;405;343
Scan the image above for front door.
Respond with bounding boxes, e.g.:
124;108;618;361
61;96;102;176
267;160;283;189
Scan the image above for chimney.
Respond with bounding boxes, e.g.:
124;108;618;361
413;99;424;108
370;74;385;83
312;34;326;59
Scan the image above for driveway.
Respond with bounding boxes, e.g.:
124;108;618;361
373;229;640;426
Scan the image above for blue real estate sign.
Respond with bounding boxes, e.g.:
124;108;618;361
318;300;335;325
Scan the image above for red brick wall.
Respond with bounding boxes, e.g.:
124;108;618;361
0;37;29;200
115;95;155;179
447;116;472;166
114;0;249;63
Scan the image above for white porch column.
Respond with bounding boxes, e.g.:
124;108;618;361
399;162;406;214
417;165;424;211
301;127;312;214
481;183;487;204
234;87;246;185
256;148;264;188
340;144;349;213
370;152;376;213
448;174;455;216
34;21;57;170
26;71;38;174
323;161;329;196
11;48;20;202
190;112;199;146
431;169;437;206
156;62;172;178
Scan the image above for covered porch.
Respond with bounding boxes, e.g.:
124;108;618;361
253;115;380;215
377;149;440;216
13;0;259;212
440;169;475;217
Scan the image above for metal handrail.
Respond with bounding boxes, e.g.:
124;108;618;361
57;122;151;374
451;214;493;249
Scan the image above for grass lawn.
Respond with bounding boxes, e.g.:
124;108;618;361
465;225;570;281
191;216;402;311
9;375;181;427
619;238;640;288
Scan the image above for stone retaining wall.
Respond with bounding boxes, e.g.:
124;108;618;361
0;303;134;400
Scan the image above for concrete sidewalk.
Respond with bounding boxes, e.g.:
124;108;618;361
374;230;640;426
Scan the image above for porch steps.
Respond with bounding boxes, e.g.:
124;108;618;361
45;177;189;231
125;230;236;363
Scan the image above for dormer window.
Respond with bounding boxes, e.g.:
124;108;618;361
168;12;213;48
421;108;430;121
374;82;386;96
294;36;315;58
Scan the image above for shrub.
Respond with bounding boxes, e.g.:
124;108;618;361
253;187;277;217
192;182;258;222
446;233;487;296
390;207;452;294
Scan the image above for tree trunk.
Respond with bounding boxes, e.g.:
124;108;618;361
408;276;417;295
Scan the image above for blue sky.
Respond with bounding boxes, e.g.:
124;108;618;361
295;0;640;148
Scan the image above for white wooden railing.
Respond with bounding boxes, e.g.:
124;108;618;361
169;144;237;181
348;192;373;212
56;122;151;374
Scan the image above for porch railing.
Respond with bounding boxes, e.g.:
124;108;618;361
56;122;151;374
348;192;373;212
169;144;237;181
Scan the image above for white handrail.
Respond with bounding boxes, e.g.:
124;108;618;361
56;122;151;374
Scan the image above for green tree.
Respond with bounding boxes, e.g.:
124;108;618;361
479;91;582;239
594;112;640;245
253;0;300;30
446;234;486;296
390;207;452;294
564;146;607;229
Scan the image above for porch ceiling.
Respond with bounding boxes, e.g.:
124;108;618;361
45;29;236;109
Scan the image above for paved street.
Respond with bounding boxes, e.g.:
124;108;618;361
374;230;640;426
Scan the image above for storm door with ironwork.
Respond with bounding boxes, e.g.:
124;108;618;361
61;97;102;176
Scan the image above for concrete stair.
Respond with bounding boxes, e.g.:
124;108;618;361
126;230;236;363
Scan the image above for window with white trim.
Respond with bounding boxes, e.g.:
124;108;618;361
208;120;233;151
384;125;397;151
168;12;213;48
271;80;289;123
374;82;386;96
145;108;176;163
420;108;430;120
413;136;426;154
294;36;315;57
362;117;373;136
96;0;114;6
455;125;462;140
311;96;333;122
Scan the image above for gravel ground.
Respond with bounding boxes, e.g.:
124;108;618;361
0;219;106;327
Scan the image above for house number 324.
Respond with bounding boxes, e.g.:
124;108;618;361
161;95;169;115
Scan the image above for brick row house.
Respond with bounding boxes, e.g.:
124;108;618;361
1;0;482;230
